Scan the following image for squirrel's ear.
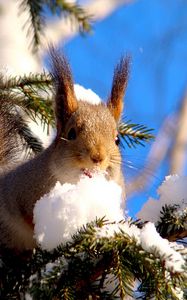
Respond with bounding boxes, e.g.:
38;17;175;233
50;47;78;137
107;56;130;122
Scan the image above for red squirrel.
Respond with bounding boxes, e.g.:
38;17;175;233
0;49;129;251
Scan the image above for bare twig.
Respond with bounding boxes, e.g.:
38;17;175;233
170;92;187;174
167;230;187;242
126;114;177;197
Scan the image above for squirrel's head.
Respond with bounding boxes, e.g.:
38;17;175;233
50;48;130;183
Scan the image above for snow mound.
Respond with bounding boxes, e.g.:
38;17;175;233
33;173;123;250
138;174;187;222
96;221;185;273
74;84;101;104
140;222;185;273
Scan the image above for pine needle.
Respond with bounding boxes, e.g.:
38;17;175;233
118;120;154;148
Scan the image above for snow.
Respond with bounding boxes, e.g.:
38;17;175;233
140;222;185;273
96;221;185;274
170;287;184;300
33;172;185;274
33;172;123;250
74;84;101;104
96;221;141;242
33;172;185;300
138;174;187;222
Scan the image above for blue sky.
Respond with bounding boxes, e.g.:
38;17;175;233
61;0;187;217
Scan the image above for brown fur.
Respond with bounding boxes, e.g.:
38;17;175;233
0;50;129;251
50;47;78;138
107;56;130;121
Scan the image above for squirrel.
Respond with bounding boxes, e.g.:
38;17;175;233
0;49;129;252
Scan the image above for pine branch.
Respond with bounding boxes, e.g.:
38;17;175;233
112;249;134;298
1;107;43;157
0;73;54;130
0;74;47;156
12;219;187;299
0;218;186;299
14;114;44;155
46;0;92;34
118;120;154;148
156;204;187;242
32;220;186;299
0;72;52;90
19;0;44;52
19;0;92;52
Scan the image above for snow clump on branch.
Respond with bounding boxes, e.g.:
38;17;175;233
33;172;123;251
33;172;185;275
138;174;187;222
95;222;185;273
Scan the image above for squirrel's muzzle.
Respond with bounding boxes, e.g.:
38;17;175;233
90;145;106;165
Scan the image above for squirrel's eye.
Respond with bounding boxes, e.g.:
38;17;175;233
67;128;77;140
115;135;120;146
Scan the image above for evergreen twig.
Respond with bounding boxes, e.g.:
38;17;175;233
156;204;187;242
19;0;92;52
19;0;43;52
0;72;54;129
15;114;44;155
0;73;53;155
118;120;154;148
46;0;92;34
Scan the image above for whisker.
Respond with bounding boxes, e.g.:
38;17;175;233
60;137;69;142
125;164;138;170
110;159;121;165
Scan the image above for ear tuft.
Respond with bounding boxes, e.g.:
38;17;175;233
49;46;78;137
107;56;130;122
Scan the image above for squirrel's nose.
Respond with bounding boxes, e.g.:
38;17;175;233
91;154;103;164
90;147;106;164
